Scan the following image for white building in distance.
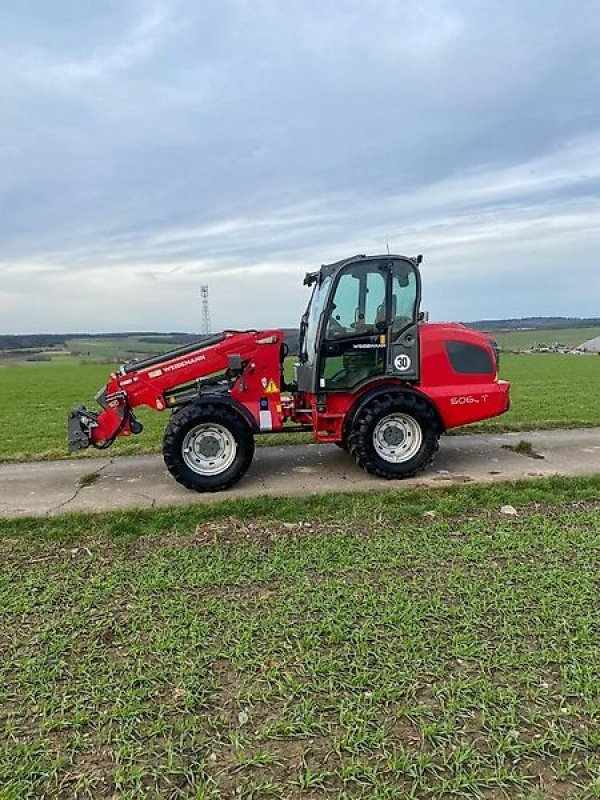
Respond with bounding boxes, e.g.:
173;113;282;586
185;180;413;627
580;335;600;352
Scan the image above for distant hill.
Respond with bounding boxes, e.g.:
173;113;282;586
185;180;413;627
2;319;599;357
0;332;198;352
464;317;600;332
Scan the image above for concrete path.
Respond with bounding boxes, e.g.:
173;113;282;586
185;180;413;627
1;428;599;518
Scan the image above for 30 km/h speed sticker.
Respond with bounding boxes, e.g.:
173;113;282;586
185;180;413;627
394;354;412;372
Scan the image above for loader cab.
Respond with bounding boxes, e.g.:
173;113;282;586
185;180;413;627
296;254;422;393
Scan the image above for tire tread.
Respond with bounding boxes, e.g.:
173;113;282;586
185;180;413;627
348;392;440;479
163;403;254;492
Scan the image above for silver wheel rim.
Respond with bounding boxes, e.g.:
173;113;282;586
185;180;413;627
182;423;237;476
372;413;422;463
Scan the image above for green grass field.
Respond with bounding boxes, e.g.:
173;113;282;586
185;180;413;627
0;336;192;365
1;353;599;462
1;477;599;798
491;327;600;351
65;336;183;361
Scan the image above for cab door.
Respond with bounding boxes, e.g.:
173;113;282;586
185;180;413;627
388;258;420;382
318;258;420;390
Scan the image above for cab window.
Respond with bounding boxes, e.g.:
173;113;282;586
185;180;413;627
391;263;418;336
326;267;386;339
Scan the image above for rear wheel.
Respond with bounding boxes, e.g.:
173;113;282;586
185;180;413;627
348;393;440;479
163;404;254;492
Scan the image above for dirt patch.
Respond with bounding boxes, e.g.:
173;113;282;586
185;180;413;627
431;473;474;483
126;517;321;558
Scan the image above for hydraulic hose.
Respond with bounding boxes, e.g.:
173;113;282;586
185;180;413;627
91;405;132;450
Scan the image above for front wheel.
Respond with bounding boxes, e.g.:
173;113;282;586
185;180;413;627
163;404;255;492
348;393;440;479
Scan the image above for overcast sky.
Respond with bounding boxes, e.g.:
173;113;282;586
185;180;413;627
1;0;600;334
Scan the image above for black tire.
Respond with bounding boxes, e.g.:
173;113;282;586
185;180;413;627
348;393;440;479
163;403;255;492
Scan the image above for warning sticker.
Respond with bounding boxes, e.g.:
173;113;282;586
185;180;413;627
265;379;279;394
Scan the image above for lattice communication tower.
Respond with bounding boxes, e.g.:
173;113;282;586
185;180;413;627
200;285;211;336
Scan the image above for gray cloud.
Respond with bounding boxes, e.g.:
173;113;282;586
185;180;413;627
1;0;599;333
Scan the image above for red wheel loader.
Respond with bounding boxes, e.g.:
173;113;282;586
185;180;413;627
68;254;510;491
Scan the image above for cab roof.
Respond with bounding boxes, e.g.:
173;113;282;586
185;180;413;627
304;253;422;286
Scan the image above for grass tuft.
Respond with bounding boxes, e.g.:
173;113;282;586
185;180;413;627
502;439;545;459
77;470;101;488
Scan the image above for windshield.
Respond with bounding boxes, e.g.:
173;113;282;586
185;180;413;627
300;276;331;365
